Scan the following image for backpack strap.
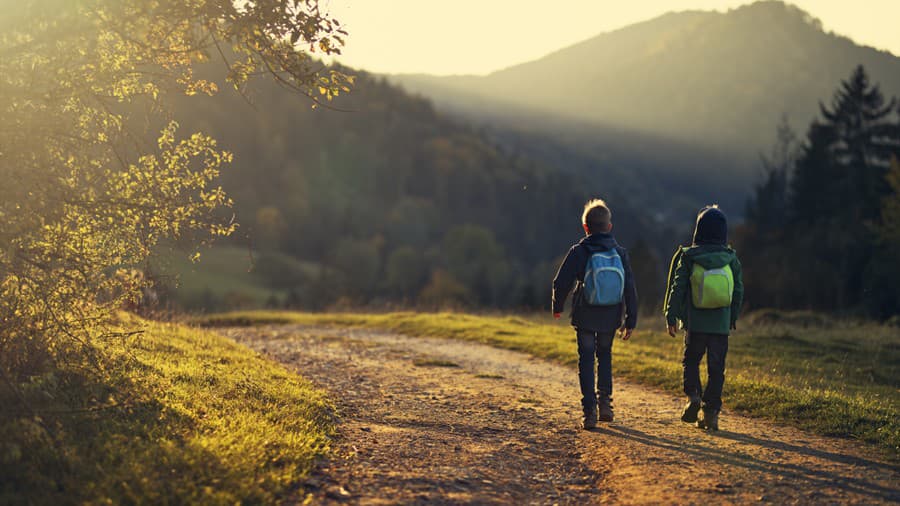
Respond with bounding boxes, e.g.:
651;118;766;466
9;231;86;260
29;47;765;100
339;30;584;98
579;244;619;280
578;243;597;280
662;246;688;314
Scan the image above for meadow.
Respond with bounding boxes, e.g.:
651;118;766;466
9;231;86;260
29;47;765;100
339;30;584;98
156;246;284;310
0;315;333;505
199;310;900;456
3;308;895;504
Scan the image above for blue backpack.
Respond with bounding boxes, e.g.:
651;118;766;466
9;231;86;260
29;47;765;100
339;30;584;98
582;248;625;306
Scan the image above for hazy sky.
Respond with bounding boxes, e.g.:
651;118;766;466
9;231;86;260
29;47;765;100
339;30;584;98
323;1;900;75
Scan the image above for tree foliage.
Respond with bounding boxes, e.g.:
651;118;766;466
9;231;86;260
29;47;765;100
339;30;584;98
746;115;796;229
738;65;900;317
876;157;900;250
0;0;350;378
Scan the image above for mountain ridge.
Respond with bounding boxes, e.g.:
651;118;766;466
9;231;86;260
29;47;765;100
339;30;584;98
390;1;900;166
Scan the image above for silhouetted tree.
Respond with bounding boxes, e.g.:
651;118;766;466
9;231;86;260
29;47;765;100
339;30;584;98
747;115;796;228
798;66;897;309
737;116;799;309
743;65;900;316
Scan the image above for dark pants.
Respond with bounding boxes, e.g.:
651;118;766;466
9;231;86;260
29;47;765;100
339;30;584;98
576;329;615;411
683;331;729;411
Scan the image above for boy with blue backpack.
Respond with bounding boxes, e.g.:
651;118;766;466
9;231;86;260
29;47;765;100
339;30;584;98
552;199;638;429
664;205;743;431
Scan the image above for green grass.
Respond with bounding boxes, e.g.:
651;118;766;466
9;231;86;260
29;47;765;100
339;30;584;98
474;373;505;379
197;310;900;456
413;359;460;368
0;314;334;505
158;245;285;309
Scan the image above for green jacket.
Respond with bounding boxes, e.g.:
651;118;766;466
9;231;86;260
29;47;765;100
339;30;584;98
665;244;744;335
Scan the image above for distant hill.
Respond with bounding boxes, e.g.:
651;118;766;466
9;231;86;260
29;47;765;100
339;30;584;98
392;1;900;175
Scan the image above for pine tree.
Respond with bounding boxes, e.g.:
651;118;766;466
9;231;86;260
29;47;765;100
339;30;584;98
747;115;796;229
789;121;840;225
784;66;899;310
818;65;898;221
791;65;897;225
738;117;799;309
745;66;900;314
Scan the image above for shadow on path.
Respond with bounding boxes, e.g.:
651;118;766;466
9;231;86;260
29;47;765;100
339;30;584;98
589;425;900;502
715;430;899;471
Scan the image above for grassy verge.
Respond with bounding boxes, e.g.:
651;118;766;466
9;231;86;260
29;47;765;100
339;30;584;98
0;314;333;505
157;245;286;310
198;310;899;457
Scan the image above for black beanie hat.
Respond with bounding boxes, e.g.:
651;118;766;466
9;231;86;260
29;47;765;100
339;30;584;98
692;206;727;245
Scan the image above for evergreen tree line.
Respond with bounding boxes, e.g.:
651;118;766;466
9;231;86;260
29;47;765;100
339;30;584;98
737;65;900;318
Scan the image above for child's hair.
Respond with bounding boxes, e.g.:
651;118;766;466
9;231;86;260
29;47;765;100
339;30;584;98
582;199;612;234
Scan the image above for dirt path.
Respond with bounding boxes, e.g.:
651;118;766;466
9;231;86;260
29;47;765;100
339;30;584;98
218;325;899;505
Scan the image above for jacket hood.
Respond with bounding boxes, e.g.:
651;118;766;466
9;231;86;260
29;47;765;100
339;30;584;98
684;244;736;268
579;233;619;251
692;206;728;245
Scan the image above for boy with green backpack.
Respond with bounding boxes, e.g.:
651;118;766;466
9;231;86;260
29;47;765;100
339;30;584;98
664;205;743;431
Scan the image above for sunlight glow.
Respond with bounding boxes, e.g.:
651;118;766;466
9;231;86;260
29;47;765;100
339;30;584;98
323;0;900;75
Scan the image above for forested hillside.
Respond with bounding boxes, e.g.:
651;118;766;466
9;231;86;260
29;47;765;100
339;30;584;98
163;68;668;311
154;2;900;318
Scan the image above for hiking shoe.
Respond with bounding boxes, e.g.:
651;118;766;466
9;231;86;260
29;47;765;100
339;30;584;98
697;408;719;431
598;396;614;423
583;406;598;430
681;395;702;423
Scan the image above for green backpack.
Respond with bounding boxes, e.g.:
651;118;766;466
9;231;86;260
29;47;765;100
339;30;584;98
664;246;734;312
690;262;734;309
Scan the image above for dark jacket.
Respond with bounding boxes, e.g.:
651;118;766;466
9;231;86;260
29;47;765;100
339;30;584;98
552;233;638;332
665;208;743;335
665;245;743;335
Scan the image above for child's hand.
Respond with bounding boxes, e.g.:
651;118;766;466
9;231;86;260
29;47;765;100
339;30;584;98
553;312;561;320
667;325;677;338
619;327;633;341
